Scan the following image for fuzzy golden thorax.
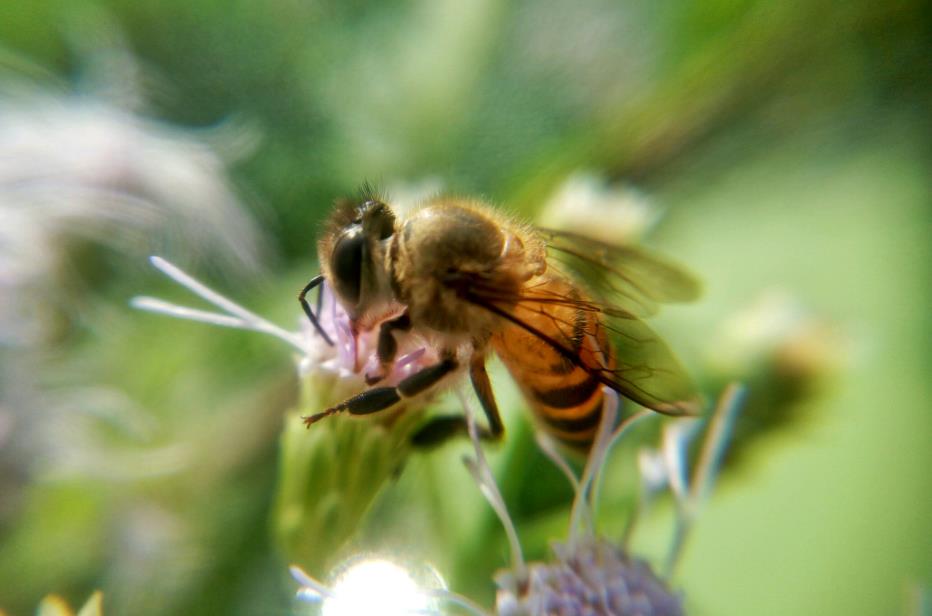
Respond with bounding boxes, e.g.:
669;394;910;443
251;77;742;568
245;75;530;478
387;198;546;338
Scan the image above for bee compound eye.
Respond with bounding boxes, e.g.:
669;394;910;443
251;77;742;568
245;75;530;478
331;229;364;305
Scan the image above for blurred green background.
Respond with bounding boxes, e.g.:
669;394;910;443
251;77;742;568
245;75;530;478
0;0;929;614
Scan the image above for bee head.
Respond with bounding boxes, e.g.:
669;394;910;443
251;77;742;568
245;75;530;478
319;196;397;320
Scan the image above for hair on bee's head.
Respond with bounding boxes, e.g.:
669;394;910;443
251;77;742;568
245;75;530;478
325;183;393;234
357;180;382;204
318;185;397;319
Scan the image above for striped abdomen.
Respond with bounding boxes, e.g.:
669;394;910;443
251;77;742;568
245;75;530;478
490;274;614;449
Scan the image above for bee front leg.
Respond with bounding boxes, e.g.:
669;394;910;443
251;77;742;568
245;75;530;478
303;354;457;427
365;311;412;385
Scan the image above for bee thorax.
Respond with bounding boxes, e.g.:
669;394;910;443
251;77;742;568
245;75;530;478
391;202;531;335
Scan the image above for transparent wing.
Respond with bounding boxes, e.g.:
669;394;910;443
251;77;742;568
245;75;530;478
538;227;701;317
595;305;702;415
459;274;703;416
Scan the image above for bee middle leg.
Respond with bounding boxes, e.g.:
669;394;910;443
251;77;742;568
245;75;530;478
411;355;504;448
303;353;457;427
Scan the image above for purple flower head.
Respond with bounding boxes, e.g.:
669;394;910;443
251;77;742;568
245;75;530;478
496;538;683;616
467;383;745;616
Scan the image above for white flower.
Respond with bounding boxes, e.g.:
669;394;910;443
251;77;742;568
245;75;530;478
0;93;265;346
132;257;439;397
0;86;266;493
537;172;659;244
708;290;845;380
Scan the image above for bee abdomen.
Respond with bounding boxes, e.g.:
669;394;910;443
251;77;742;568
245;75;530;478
512;363;606;446
491;275;614;450
538;396;605;445
530;372;600;409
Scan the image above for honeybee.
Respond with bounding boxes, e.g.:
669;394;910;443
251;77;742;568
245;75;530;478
299;187;701;449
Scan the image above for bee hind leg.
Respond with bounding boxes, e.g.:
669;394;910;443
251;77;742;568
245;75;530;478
303;354;457;427
411;355;504;448
411;415;494;448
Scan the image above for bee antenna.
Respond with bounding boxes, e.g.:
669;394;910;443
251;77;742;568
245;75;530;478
298;274;334;346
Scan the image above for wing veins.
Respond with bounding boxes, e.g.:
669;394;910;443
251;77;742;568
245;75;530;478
465;291;692;416
539;227;701;307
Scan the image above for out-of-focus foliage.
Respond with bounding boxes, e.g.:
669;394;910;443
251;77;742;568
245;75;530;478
35;592;102;616
0;0;929;614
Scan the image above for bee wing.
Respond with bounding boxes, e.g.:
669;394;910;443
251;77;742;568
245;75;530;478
461;278;703;416
595;304;703;415
537;228;702;317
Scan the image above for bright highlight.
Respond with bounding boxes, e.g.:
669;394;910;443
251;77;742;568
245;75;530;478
322;558;433;616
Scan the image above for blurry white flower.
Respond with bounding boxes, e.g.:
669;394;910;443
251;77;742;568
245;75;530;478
382;177;445;217
708;290;846;381
537;172;659;244
0;91;266;346
0;86;267;511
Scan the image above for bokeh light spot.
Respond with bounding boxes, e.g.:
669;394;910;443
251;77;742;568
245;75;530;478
322;558;432;616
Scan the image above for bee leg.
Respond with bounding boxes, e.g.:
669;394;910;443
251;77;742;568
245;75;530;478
298;274;334;346
303;355;457;427
365;311;412;385
468;355;505;439
411;415;494;448
410;355;504;448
